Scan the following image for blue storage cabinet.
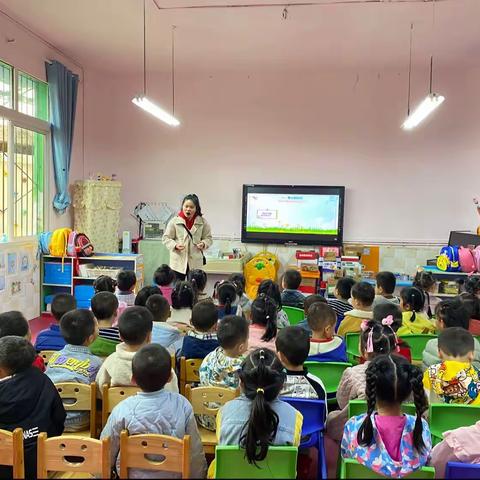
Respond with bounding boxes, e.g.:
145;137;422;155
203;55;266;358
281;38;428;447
44;262;72;285
74;285;95;309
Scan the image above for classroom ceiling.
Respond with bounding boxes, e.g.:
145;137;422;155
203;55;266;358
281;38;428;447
0;0;479;73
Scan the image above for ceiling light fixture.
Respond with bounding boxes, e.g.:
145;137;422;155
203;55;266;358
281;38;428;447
132;0;180;127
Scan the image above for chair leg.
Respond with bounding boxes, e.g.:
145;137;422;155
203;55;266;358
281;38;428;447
319;433;327;480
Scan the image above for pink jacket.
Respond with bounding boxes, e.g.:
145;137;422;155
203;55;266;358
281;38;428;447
430;421;480;478
247;324;277;354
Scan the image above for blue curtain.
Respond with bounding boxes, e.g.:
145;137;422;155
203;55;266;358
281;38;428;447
45;60;79;214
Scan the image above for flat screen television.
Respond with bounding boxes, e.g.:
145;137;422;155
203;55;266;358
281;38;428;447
241;184;345;245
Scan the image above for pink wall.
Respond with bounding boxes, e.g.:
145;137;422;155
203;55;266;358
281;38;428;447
84;66;480;244
0;13;84;229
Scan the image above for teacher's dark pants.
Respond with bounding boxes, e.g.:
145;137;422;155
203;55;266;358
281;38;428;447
174;266;189;281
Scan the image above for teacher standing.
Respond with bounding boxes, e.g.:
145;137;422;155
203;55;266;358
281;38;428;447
162;194;213;280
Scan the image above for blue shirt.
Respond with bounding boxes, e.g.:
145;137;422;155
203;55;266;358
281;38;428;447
34;324;66;352
281;289;305;308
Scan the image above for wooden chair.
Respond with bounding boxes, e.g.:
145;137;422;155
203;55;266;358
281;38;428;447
171;353;176;370
102;384;141;427
37;433;110;478
39;350;56;365
0;428;24;479
185;384;239;454
55;382;96;438
119;430;190;478
179;357;202;395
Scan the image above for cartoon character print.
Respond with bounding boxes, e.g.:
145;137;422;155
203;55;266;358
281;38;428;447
429;363;480;404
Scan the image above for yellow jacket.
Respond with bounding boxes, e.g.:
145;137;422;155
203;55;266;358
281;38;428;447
337;309;373;337
397;311;436;335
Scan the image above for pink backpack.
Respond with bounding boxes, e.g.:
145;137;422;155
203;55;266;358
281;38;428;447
459;246;477;273
472;246;480;272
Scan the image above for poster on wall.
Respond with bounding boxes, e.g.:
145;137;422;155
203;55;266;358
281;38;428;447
0;254;5;270
7;253;17;276
20;252;30;272
10;280;22;296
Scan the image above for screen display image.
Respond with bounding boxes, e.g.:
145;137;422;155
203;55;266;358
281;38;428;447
241;185;345;245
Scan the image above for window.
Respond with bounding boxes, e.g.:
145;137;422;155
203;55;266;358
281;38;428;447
0;59;48;239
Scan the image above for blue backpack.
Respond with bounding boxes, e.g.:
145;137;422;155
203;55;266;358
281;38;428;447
38;231;53;255
437;245;461;272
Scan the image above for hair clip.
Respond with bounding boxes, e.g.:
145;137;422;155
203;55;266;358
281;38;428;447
360;319;370;332
265;315;270;320
259;349;265;361
366;329;374;353
256;388;264;394
382;315;394;326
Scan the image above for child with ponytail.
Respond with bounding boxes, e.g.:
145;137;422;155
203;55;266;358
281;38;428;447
167;281;197;331
413;270;440;319
248;294;278;353
342;354;431;478
188;269;210;302
215;281;242;319
398;287;436;335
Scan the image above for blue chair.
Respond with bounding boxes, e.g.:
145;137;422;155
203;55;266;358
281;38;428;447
445;461;480;479
283;397;327;479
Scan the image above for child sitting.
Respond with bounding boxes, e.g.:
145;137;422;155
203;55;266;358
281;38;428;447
373;271;400;307
422;299;480;369
34;293;76;351
180;301;219;359
89;292;120;357
215;348;303;469
96;306;178;393
134;285;162;306
94;275;126;322
154;264;176;305
167;281;196;331
147;294;182;351
413;270;440;319
248;294;278;353
342;354;431;477
281;269;305;308
189;269;210;302
101;343;207;478
461;277;480;335
215;281;242;319
423;327;480;404
328;277;355;322
297;294;327;332
116;270;137;306
0;336;65;479
307;302;347;362
337;282;374;337
0;311;45;371
45;309;102;432
276;326;326;400
258;279;289;328
398;287;436;335
229;273;251;317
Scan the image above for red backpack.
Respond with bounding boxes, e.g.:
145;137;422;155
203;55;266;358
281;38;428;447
67;231;94;257
459;246;477;273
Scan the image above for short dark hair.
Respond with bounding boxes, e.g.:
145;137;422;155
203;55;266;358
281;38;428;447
0;336;35;374
191;301;218;331
438;327;474;357
303;294;327;314
217;315;249;350
283;270;302;290
376;271;397;295
351;282;375;306
51;293;77;322
134;286;162;307
154;264;175;287
118;307;153;345
435;299;470;330
117;270;136;292
460;293;480;321
335;277;356;300
0;311;29;338
93;275;117;293
307;303;336;331
132;344;171;392
91;292;119;321
60;309;96;346
188;269;208;292
145;294;171;322
275;326;310;366
171;281;196;309
373;303;403;332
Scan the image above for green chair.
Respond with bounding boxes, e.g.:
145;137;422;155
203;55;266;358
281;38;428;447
398;334;437;364
348;399;417;419
282;306;305;326
430;403;480;445
214;445;298;479
340;458;435;479
305;361;352;404
345;333;361;365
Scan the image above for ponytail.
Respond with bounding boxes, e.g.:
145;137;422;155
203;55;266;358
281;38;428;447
252;295;278;342
217;281;237;315
225;296;232;315
357;362;378;447
425;291;432;319
408;364;428;452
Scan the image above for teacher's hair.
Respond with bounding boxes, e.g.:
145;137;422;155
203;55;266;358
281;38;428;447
181;194;202;216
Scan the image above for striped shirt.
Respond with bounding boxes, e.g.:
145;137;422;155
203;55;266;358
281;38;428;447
327;298;353;317
98;327;121;343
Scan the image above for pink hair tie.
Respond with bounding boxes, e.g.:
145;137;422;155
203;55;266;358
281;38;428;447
360;319;370;332
382;315;394;326
366;329;374;353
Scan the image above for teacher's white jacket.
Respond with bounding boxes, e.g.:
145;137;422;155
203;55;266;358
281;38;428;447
162;215;213;274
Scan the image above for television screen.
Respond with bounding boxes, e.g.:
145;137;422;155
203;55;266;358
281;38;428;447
241;184;345;245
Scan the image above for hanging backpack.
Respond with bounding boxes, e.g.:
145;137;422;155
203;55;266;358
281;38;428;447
459;246;477;273
49;228;72;257
437;245;461;272
38;232;53;255
67;231;94;257
472;246;480;273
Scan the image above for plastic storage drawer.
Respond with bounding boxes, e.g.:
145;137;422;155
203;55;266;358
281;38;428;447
44;263;72;285
74;285;95;308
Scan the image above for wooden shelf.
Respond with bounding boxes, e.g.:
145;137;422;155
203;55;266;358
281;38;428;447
73;276;95;281
43;283;72;287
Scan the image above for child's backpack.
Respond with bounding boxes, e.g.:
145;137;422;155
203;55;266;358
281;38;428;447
472;246;480;273
437;245;461;272
38;231;53;255
67;231;94;257
244;251;279;300
459;246;477;273
49;228;72;257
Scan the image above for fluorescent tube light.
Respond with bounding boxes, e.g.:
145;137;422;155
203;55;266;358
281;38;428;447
132;95;180;127
402;93;445;130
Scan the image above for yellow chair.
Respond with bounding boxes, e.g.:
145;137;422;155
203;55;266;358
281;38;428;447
0;428;24;479
36;433;110;478
180;357;202;395
38;350;56;365
185;384;239;454
55;382;96;438
119;430;190;478
101;384;141;427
